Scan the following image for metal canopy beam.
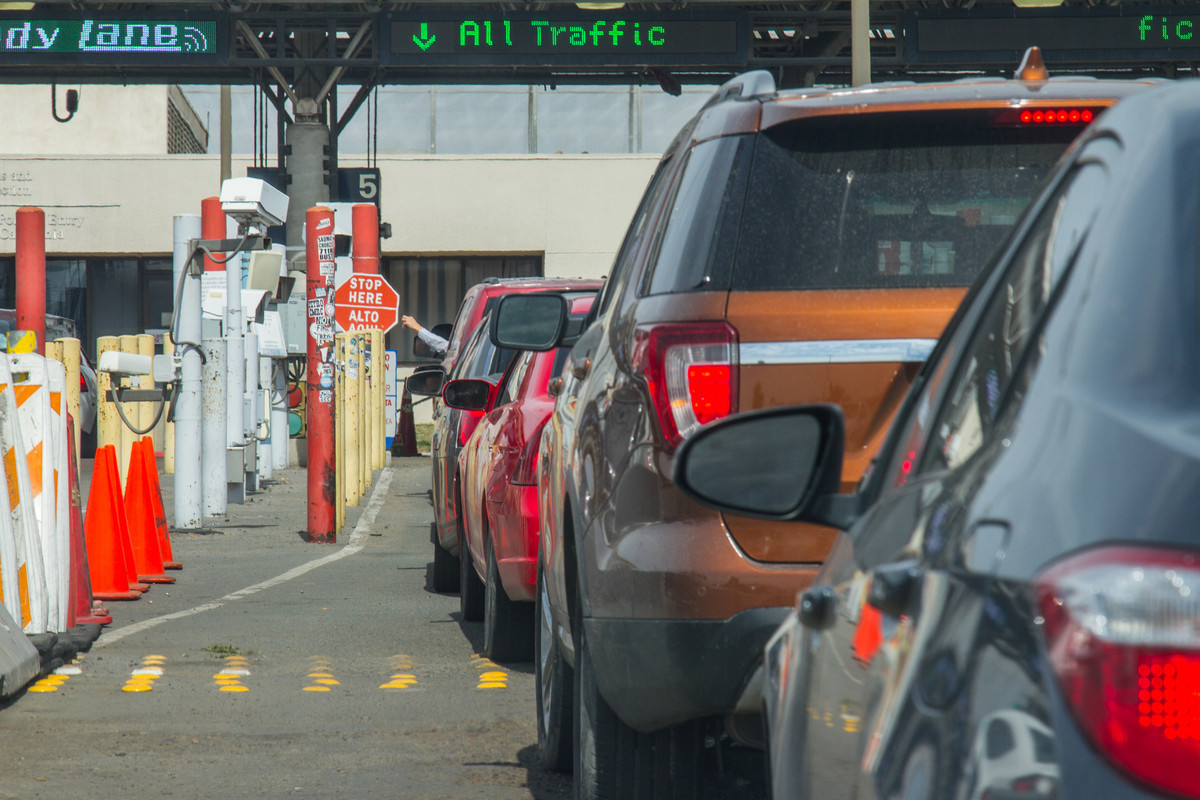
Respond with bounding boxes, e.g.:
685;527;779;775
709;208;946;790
0;2;1194;88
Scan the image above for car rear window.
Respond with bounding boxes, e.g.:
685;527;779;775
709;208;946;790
728;109;1085;291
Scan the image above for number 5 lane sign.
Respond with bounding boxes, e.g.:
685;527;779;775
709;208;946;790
333;273;400;334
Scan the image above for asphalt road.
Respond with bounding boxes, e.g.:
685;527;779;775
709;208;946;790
0;457;572;800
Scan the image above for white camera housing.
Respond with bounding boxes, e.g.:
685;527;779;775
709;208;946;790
97;351;152;379
219;177;288;230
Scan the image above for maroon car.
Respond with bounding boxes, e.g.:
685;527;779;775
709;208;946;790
444;293;596;661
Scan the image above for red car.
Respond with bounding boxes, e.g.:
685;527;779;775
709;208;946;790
444;293;596;661
420;277;603;595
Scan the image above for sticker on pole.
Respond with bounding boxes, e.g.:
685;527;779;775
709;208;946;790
333;273;400;334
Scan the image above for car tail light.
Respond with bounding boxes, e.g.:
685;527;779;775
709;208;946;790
632;322;738;449
512;421;548;486
1034;546;1200;798
457;410;484;447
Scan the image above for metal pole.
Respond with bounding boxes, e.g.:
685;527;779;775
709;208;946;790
201;197;225;272
226;234;245;504
172;214;202;531
271;361;288;470
258;355;273;482
201;337;227;517
306;206;336;542
351;204;380;274
244;327;259;493
851;0;871;87
15;207;46;354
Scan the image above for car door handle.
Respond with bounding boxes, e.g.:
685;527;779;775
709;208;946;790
866;560;922;617
572;358;591;379
798;585;837;630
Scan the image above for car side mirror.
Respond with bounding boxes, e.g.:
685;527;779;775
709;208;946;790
490;294;568;351
673;404;858;530
406;366;446;397
442;378;495;412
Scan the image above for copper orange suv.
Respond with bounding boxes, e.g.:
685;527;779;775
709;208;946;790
493;59;1156;796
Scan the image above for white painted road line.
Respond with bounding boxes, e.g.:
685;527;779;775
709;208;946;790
95;467;395;648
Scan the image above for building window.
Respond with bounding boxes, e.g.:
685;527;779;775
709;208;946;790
386;256;541;362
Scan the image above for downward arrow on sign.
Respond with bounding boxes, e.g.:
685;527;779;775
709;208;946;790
412;22;436;51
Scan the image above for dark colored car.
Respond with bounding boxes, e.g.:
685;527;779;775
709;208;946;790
444;293;596;662
491;62;1156;795
674;80;1199;800
416;277;603;594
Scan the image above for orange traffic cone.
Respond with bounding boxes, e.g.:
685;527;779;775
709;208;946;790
103;445;151;595
123;439;174;584
83;446;142;601
393;384;419;457
140;437;179;569
67;414;111;625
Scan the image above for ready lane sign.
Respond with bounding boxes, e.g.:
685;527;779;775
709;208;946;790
334;273;400;334
384;10;747;67
0;14;224;64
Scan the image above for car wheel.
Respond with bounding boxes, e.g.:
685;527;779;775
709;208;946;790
652;722;703;800
483;542;534;662
459;519;484;622
432;524;460;594
574;611;649;798
536;558;573;773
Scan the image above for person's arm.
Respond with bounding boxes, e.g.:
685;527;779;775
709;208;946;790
417;327;449;356
403;314;449;356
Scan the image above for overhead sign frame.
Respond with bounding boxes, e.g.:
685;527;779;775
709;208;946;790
907;6;1200;65
0;10;227;66
382;9;748;68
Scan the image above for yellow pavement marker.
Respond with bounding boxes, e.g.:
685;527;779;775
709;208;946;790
123;655;168;694
214;654;250;694
303;655;338;692
471;654;509;690
380;654;420;690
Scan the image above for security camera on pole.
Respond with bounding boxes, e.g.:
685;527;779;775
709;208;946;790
216;178;288;504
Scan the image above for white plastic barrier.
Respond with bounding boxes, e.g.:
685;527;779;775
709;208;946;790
0;598;38;697
11;354;69;633
0;353;48;633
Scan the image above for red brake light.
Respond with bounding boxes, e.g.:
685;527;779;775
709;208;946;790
632;322;738;449
1001;107;1098;127
1034;546;1200;798
457;409;485;448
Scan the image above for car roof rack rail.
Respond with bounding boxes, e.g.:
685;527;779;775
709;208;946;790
701;69;777;111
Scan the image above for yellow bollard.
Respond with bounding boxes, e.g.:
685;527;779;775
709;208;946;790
117;334;139;485
96;336;120;460
345;334;361;507
356;332;368;493
163;335;174;475
335;334;346;532
137;333;160;456
372;329;385;471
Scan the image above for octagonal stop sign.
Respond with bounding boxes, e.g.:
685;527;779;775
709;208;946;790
333;273;400;333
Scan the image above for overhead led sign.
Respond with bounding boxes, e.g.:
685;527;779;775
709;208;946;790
0;16;223;63
908;7;1200;64
384;11;747;66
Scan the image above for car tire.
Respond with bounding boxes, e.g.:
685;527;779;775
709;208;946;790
652;722;703;800
483;542;534;662
536;558;573;773
459;521;484;621
574;611;649;798
432;527;460;594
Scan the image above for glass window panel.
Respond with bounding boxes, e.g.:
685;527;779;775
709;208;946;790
537;88;629;155
436;87;529;155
